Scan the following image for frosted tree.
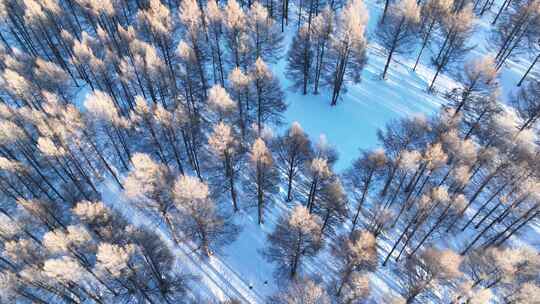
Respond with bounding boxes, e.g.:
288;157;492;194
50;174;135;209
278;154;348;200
412;0;453;71
206;0;226;85
324;0;369;105
451;281;493;304
376;117;428;203
428;4;475;91
84;90;131;171
517;36;540;86
173;175;237;255
245;138;279;224
208;122;241;211
333;230;377;297
122;226;194;302
401;248;463;303
462;246;539;294
274;122;313;202
511;79;540;131
490;0;540;70
72;200;128;243
179;0;209;96
247;2;283;63
286;25;313;94
42;225;118;299
32;58;71;95
309;7;334;95
511;283;540;303
316;179;349;236
223;0;249;68
384;186;449;264
377;0;420;79
126;38;171;105
123;153;177;242
130;96;173;168
408;193;467;257
228;67;252;139
136;0;176;88
345;149;387;234
340;273;370;304
449;55;499;116
250;57;286;134
207;84;237;121
151;102;187;174
392;142;448;227
304;157;334;213
263;206;322;279
42;256;103;301
269;278;330;303
176;39;207;116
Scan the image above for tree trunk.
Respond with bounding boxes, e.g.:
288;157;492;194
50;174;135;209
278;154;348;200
492;0;510;25
517;53;540;86
413;20;435;71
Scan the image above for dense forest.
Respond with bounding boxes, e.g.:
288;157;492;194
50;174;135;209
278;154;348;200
0;0;538;303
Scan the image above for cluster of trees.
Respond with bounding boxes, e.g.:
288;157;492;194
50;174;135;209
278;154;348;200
286;0;368;105
266;47;539;303
0;199;193;303
0;0;288;301
0;0;538;303
285;0;540;105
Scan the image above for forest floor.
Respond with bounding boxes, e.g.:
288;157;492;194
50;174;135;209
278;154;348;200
96;0;539;302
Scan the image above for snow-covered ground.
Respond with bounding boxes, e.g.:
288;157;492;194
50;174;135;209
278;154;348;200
96;0;538;302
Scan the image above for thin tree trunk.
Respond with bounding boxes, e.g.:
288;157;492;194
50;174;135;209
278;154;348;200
517;53;539;86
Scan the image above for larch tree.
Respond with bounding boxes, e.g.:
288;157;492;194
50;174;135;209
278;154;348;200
123;153;177;243
263;205;323;279
286;24;313;94
208;122;241;211
490;0;540;71
345;149;387;234
332;230;377;298
250;57;286;134
72;200;127;243
246;2;283;63
304;157;334;213
129;96;171;170
173;175;237;255
136;0;176;93
401;248;463;303
324;0;369;106
228;67;252;139
413;0;453;71
84;90;131;171
311;7;334;94
269;278;330;303
245;138;279;224
151;103;187;175
207;84;237;122
340;272;370;304
274;122;313;202
206;0;226;86
511;79;540;131
428;4;475;91
179;0;209;97
316;179;349;237
447;55;499;117
451;281;493;304
123;225;194;302
377;0;420;79
223;0;249;68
